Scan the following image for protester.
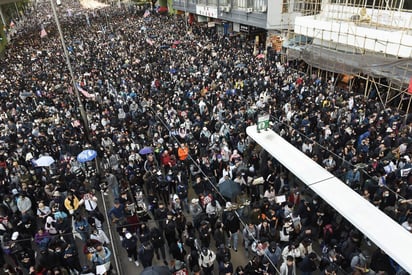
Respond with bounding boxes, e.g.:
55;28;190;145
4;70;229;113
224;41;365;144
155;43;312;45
0;0;411;273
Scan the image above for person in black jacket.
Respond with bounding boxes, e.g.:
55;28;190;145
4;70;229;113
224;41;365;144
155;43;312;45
170;238;187;262
370;248;396;275
213;221;226;249
121;232;139;266
154;202;168;231
138;241;154;268
150;226;167;265
216;245;231;266
222;203;240;252
199;220;212;248
298;252;318;275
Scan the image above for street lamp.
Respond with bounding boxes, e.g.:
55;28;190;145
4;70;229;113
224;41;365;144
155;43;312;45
49;0;91;141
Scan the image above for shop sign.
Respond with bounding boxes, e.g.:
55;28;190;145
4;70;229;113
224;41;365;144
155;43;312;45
239;24;249;33
196;5;218;18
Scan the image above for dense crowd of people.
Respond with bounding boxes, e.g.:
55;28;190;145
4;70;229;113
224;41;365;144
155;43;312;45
0;0;411;274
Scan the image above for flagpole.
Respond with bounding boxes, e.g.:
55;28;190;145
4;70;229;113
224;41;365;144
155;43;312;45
49;0;91;142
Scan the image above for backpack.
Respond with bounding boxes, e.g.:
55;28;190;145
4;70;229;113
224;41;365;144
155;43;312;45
177;185;188;199
93;210;105;224
225;211;235;223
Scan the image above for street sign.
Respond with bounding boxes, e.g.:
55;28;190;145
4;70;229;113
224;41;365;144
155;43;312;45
257;114;270;132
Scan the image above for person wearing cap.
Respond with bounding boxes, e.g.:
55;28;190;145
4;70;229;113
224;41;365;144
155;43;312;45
198;247;216;275
121;231;139;266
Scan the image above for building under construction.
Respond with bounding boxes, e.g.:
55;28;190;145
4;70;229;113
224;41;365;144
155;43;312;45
287;0;412;112
171;0;411;110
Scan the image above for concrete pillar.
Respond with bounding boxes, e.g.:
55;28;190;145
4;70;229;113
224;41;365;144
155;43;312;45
0;6;6;27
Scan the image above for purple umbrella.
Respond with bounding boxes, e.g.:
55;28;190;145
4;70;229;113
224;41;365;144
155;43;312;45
139;146;153;155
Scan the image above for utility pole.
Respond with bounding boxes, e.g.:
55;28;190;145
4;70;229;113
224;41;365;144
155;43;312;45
49;0;91;141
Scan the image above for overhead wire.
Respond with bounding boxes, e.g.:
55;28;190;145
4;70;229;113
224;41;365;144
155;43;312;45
266;111;409;201
146;104;283;274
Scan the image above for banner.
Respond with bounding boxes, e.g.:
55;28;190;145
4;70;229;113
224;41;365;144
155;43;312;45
76;84;95;99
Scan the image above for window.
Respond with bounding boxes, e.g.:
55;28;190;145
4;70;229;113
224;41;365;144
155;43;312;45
293;0;305;12
282;0;289;13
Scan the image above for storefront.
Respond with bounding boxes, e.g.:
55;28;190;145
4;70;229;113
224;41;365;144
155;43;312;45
233;22;267;46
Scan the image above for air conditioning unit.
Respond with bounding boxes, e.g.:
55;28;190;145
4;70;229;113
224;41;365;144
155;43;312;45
261;5;267;12
246;8;253;13
220;6;231;12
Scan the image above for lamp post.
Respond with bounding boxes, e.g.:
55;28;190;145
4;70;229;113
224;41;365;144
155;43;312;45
184;0;188;30
49;0;91;141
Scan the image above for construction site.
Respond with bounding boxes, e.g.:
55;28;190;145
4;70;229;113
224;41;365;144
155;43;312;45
283;0;412;113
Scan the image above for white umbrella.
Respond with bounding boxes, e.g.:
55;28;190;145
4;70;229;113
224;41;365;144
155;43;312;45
35;156;55;167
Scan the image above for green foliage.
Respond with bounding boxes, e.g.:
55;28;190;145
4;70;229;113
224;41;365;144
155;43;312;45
0;22;6;54
167;0;175;14
2;0;30;22
130;0;151;5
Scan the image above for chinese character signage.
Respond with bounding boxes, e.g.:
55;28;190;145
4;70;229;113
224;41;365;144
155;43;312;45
196;5;218;18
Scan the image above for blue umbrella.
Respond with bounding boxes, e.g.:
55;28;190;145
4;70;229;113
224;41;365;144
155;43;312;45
219;179;241;199
139;147;153;155
77;149;97;163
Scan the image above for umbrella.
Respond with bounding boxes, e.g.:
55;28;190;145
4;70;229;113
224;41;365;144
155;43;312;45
219;179;241;199
256;53;265;59
141;266;171;275
34;156;55;167
77;149;97;163
139;146;153;155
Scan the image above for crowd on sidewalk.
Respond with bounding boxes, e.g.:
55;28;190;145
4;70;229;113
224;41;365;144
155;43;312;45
0;0;412;275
